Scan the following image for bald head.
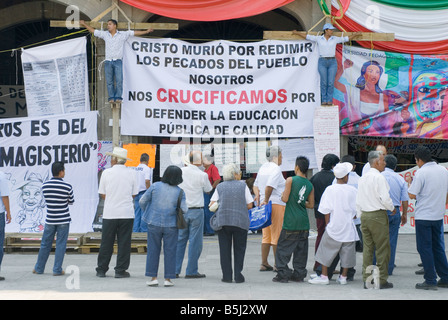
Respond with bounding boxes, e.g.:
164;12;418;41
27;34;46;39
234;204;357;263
376;145;387;155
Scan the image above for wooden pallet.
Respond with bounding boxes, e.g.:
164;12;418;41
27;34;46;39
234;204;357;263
4;232;148;254
78;232;147;254
77;243;147;254
4;233;84;253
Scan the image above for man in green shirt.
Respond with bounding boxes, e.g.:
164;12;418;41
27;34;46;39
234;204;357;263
273;156;314;283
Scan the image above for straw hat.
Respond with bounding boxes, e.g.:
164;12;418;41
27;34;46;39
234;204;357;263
106;147;132;161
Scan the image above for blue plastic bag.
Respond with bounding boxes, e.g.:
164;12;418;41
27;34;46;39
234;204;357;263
248;201;272;231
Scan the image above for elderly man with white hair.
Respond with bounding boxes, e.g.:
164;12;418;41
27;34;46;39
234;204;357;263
209;163;253;283
357;150;395;289
253;145;285;272
176;150;212;279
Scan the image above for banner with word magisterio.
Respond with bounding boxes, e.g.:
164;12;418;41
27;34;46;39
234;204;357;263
121;38;319;138
0;111;98;233
335;46;448;139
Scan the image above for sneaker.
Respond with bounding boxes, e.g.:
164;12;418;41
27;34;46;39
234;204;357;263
308;275;329;285
337;275;347;285
164;280;174;287
146;279;159;286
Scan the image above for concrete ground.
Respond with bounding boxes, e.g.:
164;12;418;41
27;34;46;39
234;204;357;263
1;232;448;302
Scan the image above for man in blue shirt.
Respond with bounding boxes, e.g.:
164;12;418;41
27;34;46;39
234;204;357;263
381;154;408;275
408;146;448;290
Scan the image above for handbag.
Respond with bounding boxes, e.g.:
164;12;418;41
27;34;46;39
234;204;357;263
248;201;272;232
176;190;187;229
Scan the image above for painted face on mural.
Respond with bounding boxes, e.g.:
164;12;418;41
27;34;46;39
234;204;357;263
413;72;448;119
364;64;381;86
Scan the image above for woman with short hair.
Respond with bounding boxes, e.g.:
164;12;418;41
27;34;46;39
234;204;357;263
209;163;253;283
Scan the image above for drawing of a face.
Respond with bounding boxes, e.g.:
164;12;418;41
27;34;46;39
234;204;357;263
21;184;43;211
412;72;448;120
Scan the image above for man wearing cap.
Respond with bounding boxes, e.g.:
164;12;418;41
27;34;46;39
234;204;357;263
293;24;361;106
356;150;395;289
96;147;139;278
308;162;359;285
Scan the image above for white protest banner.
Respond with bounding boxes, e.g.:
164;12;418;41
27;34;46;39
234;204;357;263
121;38;319;138
21;37;90;117
0;111;98;233
397;163;448;234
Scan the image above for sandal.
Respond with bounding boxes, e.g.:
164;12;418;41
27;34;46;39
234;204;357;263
260;264;274;272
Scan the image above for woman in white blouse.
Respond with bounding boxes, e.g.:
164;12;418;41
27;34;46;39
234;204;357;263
293;23;360;105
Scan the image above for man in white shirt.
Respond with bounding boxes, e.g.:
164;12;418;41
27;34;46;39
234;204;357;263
362;145;387;176
96;147;139;278
357;150;395;289
309;162;359;285
176;151;212;278
253;146;285;272
80;19;152;103
132;153;153;232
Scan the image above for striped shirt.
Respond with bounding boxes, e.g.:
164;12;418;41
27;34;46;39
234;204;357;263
41;178;74;225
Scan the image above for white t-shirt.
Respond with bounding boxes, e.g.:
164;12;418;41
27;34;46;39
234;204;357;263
179;165;212;208
318;184;359;242
254;162;285;206
134;163;153;192
98;164;139;219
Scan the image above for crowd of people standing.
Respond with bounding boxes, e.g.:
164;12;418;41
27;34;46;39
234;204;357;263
0;144;447;292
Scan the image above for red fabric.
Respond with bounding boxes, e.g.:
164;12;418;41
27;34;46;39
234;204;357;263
331;7;448;55
205;164;221;185
120;0;294;21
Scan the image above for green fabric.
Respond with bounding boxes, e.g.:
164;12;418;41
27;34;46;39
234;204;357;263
370;0;448;10
283;176;313;231
316;0;448;15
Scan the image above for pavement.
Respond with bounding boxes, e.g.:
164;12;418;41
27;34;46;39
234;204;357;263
1;231;448;303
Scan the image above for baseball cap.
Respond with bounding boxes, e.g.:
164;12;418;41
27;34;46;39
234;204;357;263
334;162;353;179
323;23;336;30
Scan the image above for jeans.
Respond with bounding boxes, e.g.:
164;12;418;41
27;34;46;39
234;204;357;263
0;212;5;270
96;218;134;274
318;57;337;104
218;226;247;282
387;207;401;275
133;191;148;232
34;223;70;274
275;229;309;281
146;224;178;279
176;208;204;276
415;219;448;285
203;192;214;235
104;59;123;101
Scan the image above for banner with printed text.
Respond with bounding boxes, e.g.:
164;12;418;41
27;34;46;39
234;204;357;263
0;111;98;233
121;38;319;138
335;46;448;139
21;37;90;117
